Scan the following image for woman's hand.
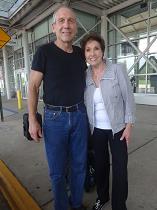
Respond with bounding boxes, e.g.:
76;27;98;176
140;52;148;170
120;123;133;145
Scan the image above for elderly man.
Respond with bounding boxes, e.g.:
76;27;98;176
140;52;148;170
28;5;87;210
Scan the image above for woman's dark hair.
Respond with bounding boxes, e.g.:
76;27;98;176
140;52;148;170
81;33;105;54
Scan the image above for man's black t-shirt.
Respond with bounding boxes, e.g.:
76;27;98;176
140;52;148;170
31;42;87;106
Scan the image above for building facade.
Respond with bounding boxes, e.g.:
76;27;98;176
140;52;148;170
0;0;157;105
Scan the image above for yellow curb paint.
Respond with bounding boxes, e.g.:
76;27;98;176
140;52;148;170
0;160;41;210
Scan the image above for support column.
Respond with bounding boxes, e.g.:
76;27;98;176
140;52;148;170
2;46;11;99
22;30;30;75
101;12;108;58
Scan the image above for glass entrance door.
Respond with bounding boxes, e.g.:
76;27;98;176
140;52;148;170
15;71;28;99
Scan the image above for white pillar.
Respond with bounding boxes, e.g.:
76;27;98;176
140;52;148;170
22;30;30;75
101;12;108;58
2;46;11;99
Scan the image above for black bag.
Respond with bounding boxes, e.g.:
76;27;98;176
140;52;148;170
23;112;42;141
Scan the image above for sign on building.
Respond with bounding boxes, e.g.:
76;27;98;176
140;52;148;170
0;27;11;48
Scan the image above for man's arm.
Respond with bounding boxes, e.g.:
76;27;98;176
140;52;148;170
28;70;43;142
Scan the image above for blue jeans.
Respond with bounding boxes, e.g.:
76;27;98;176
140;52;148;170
43;105;88;210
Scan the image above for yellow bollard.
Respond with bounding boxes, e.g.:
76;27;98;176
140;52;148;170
17;90;22;110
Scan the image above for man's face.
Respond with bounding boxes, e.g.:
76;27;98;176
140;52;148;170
52;8;77;44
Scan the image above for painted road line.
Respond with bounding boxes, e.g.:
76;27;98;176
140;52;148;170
0;160;41;210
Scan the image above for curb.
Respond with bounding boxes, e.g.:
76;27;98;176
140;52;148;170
0;160;41;210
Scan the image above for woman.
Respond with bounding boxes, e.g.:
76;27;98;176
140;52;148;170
81;33;135;210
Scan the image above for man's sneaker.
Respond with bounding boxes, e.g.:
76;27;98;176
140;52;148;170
92;198;109;210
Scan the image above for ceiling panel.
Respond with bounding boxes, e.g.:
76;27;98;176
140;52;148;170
0;0;18;13
81;0;126;10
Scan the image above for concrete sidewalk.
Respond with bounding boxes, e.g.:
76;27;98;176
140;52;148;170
0;98;157;210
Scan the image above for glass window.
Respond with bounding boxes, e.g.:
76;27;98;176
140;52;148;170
147;75;157;94
14;48;24;70
120;41;138;56
75;27;85;44
135;75;146;93
14;48;23;59
108;46;116;60
117;56;136;74
150;0;157;17
34;21;49;40
108;30;116;46
76;10;97;30
14;36;22;50
108;16;115;30
149;37;157;54
137;57;147;74
147;54;157;73
28;31;33;43
49;33;56;42
28;43;33;54
34;36;48;51
48;16;53;33
114;2;149;28
107;0;157;96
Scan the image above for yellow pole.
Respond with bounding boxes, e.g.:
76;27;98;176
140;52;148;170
17;90;22;110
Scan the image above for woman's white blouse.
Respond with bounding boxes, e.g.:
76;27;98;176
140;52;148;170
93;87;112;130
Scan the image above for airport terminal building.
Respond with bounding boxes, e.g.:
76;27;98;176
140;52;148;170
0;0;157;105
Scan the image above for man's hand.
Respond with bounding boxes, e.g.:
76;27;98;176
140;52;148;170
120;123;133;145
27;70;43;142
29;118;42;142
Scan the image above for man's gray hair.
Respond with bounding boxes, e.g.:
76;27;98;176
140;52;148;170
52;5;76;24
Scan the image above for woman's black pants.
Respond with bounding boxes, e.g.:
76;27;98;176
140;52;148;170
92;128;128;210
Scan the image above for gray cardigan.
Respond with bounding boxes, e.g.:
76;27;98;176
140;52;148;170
84;60;135;134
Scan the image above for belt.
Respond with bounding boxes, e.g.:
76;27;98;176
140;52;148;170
45;102;84;112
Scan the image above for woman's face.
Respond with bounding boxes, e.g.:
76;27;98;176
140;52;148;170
84;40;103;67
